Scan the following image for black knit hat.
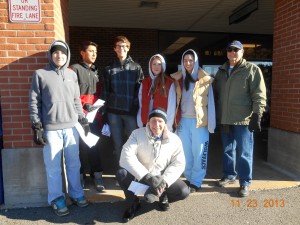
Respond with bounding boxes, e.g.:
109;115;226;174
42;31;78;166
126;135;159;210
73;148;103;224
148;107;167;123
50;43;68;55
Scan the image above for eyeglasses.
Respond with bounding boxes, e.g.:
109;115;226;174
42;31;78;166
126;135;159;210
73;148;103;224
116;44;128;49
227;47;240;52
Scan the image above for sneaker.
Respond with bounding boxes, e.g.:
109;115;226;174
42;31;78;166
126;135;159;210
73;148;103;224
238;186;249;197
51;196;69;217
71;196;89;207
94;172;105;192
189;184;201;193
218;177;236;187
158;193;170;211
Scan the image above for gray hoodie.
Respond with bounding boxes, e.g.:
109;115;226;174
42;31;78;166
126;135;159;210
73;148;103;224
29;40;84;130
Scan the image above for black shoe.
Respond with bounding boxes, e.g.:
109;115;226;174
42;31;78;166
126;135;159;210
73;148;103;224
218;177;236;187
122;199;141;223
158;194;170;211
189;184;201;193
238;186;249;197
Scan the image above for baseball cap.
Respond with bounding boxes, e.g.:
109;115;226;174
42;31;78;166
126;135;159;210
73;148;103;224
227;40;243;50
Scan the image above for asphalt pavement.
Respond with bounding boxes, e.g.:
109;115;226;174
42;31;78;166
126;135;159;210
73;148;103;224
1;131;300;224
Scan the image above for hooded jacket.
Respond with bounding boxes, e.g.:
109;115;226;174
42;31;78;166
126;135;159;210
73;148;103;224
171;49;216;132
137;54;176;130
29;40;84;130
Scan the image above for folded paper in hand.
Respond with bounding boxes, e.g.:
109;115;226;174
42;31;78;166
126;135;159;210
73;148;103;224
75;122;99;148
128;181;149;195
86;99;105;123
101;123;111;137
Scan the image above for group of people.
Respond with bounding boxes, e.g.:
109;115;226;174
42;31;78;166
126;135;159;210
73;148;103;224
29;36;266;221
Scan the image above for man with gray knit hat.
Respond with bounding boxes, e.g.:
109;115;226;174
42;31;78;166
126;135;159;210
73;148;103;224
116;107;189;223
29;40;89;216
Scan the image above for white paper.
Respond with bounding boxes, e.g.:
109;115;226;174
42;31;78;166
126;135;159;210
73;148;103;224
101;123;111;137
75;122;100;148
86;99;105;123
128;181;149;195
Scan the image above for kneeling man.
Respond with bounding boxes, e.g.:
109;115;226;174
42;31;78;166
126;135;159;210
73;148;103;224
116;107;189;222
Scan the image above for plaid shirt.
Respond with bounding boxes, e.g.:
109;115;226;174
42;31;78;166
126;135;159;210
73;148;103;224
102;56;144;115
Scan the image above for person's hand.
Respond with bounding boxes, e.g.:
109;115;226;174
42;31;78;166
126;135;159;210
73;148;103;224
78;117;90;136
142;174;163;190
248;113;261;132
156;179;167;195
83;103;98;112
31;122;47;145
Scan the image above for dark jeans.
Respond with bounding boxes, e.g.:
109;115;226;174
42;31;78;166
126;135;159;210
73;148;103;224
107;113;137;166
116;168;190;205
79;120;103;175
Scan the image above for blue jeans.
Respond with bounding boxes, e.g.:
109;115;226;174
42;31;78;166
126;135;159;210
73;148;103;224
221;125;253;186
43;127;84;204
177;118;209;187
107;113;137;166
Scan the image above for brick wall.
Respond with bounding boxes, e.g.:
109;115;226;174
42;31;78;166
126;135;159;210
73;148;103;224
271;0;300;133
69;27;158;74
0;0;69;148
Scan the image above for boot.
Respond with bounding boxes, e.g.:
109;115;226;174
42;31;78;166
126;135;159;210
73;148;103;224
94;172;105;192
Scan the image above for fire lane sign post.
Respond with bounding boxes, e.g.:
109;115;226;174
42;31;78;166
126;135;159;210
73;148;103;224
8;0;41;23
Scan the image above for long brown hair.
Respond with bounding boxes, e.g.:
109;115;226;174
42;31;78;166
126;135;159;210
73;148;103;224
150;56;167;97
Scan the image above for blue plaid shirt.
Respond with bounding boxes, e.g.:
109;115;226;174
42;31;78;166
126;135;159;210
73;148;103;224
102;56;144;115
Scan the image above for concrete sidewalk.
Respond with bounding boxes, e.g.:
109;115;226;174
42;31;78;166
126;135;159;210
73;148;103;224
82;131;300;203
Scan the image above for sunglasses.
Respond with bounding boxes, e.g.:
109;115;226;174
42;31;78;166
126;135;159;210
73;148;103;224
227;47;240;52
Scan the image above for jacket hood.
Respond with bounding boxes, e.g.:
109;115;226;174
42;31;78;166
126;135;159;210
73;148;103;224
47;40;71;72
148;54;166;80
181;49;199;80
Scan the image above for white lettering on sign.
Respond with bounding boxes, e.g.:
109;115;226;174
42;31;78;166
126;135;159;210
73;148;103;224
8;0;41;23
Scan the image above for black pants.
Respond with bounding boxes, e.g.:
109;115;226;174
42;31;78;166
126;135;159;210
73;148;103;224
116;168;190;205
79;120;103;175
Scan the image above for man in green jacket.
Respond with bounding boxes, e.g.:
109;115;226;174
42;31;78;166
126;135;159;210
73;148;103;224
214;40;266;197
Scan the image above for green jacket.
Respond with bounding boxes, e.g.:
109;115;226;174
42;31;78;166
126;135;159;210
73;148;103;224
214;59;266;125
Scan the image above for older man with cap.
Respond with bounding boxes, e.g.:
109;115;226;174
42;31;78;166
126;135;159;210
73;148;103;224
214;40;266;197
29;40;89;216
116;107;189;223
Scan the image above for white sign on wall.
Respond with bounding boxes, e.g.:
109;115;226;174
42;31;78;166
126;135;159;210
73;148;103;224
8;0;41;23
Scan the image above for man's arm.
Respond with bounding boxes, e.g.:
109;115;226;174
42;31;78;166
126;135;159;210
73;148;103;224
250;66;267;117
29;72;42;124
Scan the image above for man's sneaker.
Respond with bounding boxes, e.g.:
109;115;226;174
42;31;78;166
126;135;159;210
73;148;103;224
158;193;170;211
51;196;69;217
94;172;105;192
189;184;201;193
238;186;249;197
218;177;236;187
71;196;89;207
